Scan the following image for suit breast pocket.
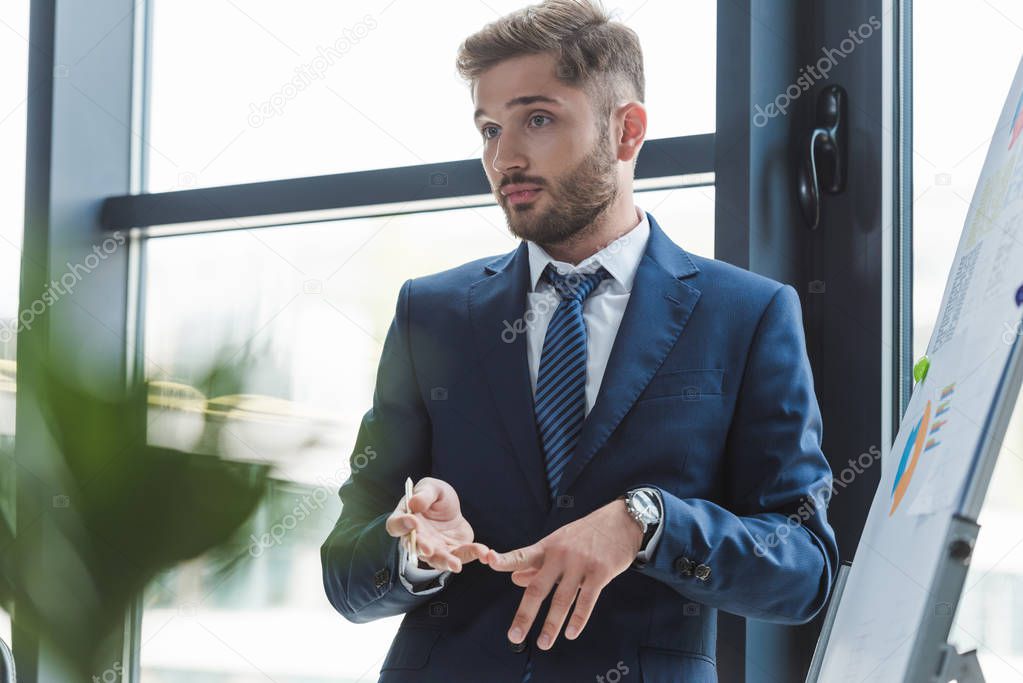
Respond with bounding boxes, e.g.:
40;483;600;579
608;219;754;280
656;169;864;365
636;368;724;403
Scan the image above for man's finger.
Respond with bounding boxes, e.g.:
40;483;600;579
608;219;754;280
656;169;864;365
385;512;417;538
507;569;558;644
537;573;583;650
564;582;604;640
415;531;437;556
418;549;460;572
415;537;460;571
452;542;490;564
510;567;539;587
408;479;442;514
487;545;543;572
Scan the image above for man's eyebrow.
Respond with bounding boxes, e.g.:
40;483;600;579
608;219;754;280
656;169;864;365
473;95;562;122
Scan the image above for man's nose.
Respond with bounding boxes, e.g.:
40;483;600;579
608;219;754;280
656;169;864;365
491;133;527;175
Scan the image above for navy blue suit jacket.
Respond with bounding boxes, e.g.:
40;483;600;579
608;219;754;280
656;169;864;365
321;212;839;682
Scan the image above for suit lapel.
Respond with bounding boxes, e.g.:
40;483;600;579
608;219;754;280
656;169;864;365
554;213;702;498
468;242;549;510
466;213;702;510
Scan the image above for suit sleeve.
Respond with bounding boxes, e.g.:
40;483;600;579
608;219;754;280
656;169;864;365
320;278;450;622
631;284;839;625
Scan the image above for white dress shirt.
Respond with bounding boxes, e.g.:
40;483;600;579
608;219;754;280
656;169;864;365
398;203;664;594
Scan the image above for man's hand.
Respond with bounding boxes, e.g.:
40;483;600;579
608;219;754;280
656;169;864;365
385;477;490;573
482;498;644;650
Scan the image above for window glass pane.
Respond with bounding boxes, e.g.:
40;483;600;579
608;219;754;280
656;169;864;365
147;0;715;191
913;3;1023;677
913;4;1023;356
0;0;27;440
139;187;713;681
0;0;29;650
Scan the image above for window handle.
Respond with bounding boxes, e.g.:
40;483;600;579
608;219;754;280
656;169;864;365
797;85;848;230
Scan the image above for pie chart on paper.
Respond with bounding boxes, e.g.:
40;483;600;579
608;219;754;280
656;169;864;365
889;383;956;516
889;401;931;516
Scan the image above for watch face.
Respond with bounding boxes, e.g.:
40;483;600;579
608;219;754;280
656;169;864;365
631;490;660;524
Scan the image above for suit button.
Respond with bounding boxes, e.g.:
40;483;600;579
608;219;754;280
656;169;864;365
674;556;694;577
508;639;527;653
374;568;390;590
694;564;711;581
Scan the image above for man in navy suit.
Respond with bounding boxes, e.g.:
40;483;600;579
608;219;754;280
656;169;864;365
321;1;839;681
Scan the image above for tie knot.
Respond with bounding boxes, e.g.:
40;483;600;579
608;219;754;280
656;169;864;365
543;264;609;303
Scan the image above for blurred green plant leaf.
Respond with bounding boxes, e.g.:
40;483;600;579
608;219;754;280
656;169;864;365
0;347;270;676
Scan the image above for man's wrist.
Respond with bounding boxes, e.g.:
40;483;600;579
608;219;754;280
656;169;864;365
616;498;646;555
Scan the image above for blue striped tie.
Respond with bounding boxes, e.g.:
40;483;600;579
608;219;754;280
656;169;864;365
521;264;607;682
522;266;607;682
533;263;610;502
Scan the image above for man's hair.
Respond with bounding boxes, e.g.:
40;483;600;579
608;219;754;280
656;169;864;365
455;0;645;126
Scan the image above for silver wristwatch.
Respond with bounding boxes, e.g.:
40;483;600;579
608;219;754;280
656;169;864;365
622;487;661;536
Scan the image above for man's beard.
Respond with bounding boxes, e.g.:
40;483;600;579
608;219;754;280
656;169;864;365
499;133;619;249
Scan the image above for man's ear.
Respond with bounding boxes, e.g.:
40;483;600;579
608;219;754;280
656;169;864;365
615;101;647;163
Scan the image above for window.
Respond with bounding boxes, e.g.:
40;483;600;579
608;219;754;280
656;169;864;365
0;0;27;439
133;1;718;678
147;0;715;190
913;2;1023;678
0;0;29;648
138;185;714;681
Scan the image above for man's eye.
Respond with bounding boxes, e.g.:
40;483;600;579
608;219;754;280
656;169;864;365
529;114;552;127
481;125;499;139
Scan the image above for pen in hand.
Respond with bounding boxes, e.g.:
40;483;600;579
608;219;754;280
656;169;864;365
404;476;418;563
386;476;490;573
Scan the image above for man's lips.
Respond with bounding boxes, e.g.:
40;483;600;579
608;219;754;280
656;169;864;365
505;188;542;205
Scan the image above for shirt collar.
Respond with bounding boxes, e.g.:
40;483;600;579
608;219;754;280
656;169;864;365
527;203;650;293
